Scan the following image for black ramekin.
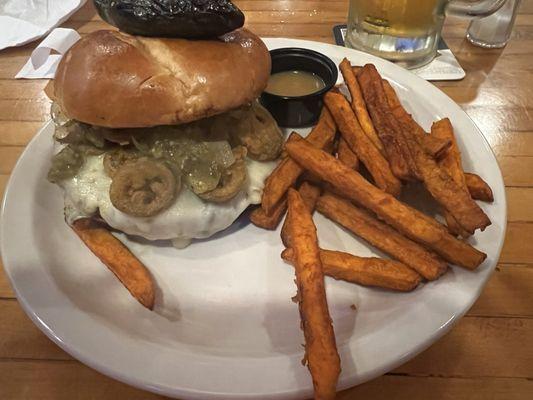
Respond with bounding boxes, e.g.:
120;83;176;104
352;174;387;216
260;48;338;128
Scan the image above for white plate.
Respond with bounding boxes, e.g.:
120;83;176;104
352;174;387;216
0;38;506;399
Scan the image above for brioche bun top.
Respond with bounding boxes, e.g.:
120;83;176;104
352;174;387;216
53;29;271;128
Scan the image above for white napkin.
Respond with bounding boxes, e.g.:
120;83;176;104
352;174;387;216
0;0;87;51
15;28;81;79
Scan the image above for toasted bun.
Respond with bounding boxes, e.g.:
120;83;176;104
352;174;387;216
53;29;271;128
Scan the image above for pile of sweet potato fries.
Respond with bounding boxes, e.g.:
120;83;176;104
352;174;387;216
250;59;494;399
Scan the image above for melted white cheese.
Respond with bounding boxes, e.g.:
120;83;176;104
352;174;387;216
61;155;277;245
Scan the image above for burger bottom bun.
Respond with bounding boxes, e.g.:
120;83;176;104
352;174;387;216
61;154;277;247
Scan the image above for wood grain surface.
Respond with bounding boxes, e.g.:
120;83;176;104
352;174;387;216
1;1;532;399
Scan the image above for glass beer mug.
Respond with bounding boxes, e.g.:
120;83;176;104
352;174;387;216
345;0;506;68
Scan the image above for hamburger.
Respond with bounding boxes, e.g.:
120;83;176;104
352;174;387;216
47;28;282;247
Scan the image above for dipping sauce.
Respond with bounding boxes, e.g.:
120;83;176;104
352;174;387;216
265;70;326;97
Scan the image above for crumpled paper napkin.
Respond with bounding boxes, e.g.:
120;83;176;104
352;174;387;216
15;28;81;79
0;0;87;51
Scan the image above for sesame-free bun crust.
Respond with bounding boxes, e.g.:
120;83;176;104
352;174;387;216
53;29;271;128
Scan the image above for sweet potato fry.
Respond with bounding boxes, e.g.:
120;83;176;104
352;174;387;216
358;64;418;180
383;81;459;237
380;80;401;111
281;181;321;247
382;80;450;159
298;182;322;208
71;218;155;310
286;189;340;400
301;171;324;186
324;91;401;196
351;66;362;76
431;118;472;237
250;196;287;230
316;192;447;280
280;131;300;159
379;83;489;234
284;135;487;270
465;173;494;202
261;107;336;215
431;119;467;184
337;137;359;170
282;248;421;291
339;58;384;153
402;120;491;234
444;213;470;238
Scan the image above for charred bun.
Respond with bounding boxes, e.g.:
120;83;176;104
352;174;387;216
53;29;271;128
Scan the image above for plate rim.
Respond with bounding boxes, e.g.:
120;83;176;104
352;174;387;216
0;38;507;399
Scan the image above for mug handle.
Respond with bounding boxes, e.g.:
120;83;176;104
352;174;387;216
446;0;507;17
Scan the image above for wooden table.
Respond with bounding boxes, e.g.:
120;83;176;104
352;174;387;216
1;1;532;399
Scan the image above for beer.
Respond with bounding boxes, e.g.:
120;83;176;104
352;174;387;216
345;0;506;69
346;0;446;68
352;0;443;37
